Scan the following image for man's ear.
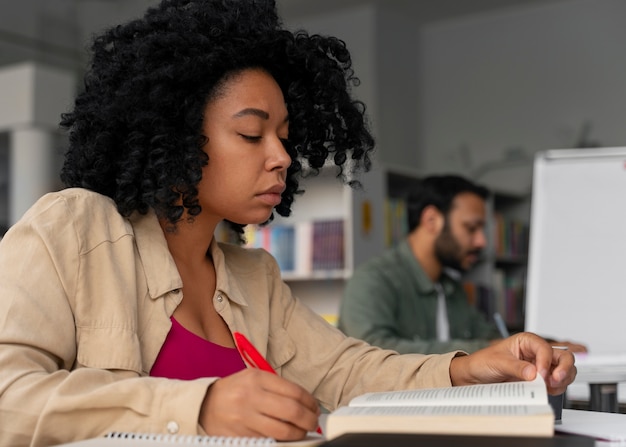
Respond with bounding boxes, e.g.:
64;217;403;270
420;205;445;234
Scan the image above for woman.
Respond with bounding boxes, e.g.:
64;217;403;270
0;1;575;446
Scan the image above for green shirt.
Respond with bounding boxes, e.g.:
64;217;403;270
338;240;500;354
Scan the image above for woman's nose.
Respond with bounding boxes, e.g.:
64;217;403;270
267;138;291;171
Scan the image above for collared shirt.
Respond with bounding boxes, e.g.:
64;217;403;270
338;240;500;355
0;188;459;447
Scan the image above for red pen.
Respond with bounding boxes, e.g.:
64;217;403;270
233;331;276;374
233;331;323;435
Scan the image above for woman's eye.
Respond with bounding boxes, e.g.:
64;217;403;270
240;134;262;142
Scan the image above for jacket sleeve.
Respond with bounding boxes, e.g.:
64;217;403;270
259;258;461;412
337;261;494;355
0;195;213;447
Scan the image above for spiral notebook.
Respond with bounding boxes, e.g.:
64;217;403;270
53;431;325;446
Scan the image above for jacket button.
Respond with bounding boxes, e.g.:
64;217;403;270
166;421;179;434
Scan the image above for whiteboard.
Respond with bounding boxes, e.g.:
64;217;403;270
525;147;626;354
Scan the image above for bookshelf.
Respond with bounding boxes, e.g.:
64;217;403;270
232;164;411;321
493;191;530;332
242;166;362;322
465;190;530;333
227;164;531;331
383;165;424;248
279;165;421;322
244;219;346;280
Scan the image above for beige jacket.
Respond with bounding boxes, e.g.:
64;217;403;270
0;188;458;447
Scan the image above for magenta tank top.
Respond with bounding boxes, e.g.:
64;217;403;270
150;317;246;379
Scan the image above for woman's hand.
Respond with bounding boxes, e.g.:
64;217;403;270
449;332;576;395
199;368;320;441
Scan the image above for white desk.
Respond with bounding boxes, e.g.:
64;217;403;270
568;353;626;412
557;409;626;446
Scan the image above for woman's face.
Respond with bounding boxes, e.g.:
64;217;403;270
198;68;291;226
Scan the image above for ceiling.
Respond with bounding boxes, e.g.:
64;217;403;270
277;0;569;23
0;0;570;72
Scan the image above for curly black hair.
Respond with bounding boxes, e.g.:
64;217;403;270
60;0;374;236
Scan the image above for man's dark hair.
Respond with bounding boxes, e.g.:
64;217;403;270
406;175;490;231
60;0;374;236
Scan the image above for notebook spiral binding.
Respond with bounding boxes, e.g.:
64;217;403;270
105;432;276;445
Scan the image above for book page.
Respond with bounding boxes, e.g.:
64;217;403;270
333;403;552;417
348;376;547;407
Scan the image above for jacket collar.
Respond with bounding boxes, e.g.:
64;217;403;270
129;211;249;307
399;239;458;296
129;210;183;300
210;238;249;307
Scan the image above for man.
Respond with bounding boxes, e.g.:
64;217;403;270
338;174;586;354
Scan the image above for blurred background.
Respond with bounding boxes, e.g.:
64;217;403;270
2;0;625;409
1;0;623;228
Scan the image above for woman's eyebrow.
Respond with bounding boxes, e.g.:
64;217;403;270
232;108;289;123
233;108;269;119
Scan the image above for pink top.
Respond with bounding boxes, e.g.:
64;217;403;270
150;317;246;380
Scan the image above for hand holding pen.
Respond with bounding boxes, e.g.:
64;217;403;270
234;332;323;435
198;335;322;441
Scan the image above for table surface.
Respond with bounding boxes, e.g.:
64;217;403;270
565;353;626;403
557;409;626;446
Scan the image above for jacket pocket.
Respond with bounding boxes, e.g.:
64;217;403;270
267;327;296;373
76;326;143;373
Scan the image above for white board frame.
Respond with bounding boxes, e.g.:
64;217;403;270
525;147;626;354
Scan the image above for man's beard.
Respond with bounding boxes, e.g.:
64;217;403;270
434;225;479;272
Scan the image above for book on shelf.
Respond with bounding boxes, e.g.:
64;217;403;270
491;268;525;328
463;281;497;323
244;224;296;272
464;274;525;330
493;212;529;259
294;221;313;275
324;375;555;440
244;219;344;277
384;197;408;248
462;281;482;308
311;220;344;271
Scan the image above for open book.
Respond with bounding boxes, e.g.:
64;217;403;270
325;375;555;440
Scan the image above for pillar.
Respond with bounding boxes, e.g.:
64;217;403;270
9;126;57;223
0;62;75;227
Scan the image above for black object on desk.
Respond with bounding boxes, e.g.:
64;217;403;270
569;355;626;413
589;383;619;413
318;432;595;447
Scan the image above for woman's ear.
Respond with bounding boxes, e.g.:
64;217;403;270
420;205;445;235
